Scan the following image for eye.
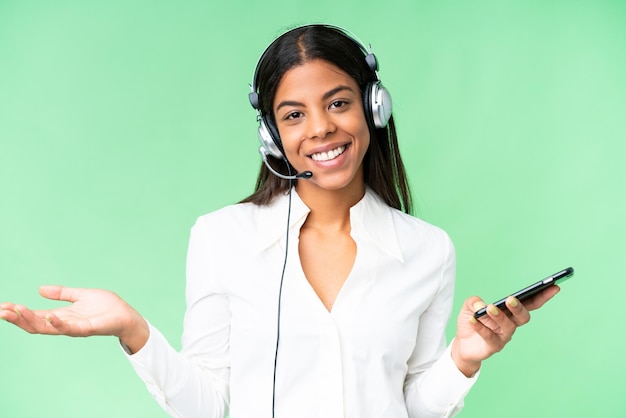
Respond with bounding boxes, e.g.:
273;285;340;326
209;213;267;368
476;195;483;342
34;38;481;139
329;100;349;110
285;111;303;120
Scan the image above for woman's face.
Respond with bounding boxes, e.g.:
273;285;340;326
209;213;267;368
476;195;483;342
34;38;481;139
272;59;370;194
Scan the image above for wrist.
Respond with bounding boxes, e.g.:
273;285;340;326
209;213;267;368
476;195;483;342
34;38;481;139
118;313;149;354
451;339;481;377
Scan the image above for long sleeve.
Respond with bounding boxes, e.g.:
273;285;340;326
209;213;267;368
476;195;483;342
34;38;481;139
403;235;478;417
123;217;231;417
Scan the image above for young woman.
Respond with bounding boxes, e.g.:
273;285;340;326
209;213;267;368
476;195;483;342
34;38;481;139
0;24;559;418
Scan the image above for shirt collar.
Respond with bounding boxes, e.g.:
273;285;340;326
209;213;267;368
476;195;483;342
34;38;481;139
254;187;404;263
350;188;404;263
255;189;311;253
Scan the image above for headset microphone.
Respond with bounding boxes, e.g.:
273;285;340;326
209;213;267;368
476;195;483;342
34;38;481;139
259;147;313;180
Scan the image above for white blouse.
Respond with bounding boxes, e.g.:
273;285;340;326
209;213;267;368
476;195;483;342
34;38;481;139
125;188;478;417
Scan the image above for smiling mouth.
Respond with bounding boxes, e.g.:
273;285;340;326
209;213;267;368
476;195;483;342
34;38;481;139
309;145;347;162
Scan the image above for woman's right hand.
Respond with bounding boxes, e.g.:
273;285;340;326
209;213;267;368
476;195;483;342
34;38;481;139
0;285;149;353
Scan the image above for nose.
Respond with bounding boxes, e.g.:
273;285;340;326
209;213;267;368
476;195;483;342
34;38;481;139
305;109;336;140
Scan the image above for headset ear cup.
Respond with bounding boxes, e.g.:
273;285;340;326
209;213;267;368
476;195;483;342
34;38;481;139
258;115;285;160
369;81;393;128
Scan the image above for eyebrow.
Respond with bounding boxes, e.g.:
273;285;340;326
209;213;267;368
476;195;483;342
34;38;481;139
275;85;356;113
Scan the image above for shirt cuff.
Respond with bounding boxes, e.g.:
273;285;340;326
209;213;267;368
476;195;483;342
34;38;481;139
118;321;185;396
417;341;480;416
118;321;190;416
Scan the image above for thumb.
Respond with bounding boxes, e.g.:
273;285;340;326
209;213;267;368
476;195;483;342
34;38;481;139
39;285;81;303
463;295;487;313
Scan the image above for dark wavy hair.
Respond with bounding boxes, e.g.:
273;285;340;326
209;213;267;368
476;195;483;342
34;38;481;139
241;24;412;214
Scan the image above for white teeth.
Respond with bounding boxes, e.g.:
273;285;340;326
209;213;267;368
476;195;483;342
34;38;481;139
310;145;346;162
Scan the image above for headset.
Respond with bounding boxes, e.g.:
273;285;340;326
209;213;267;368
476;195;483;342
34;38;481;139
248;24;393;167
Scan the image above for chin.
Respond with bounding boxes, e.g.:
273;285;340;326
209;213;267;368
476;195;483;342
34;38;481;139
309;173;363;193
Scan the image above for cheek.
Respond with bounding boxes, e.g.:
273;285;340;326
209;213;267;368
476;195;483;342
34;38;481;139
279;131;301;156
278;134;307;168
274;125;300;153
349;108;371;142
353;120;371;153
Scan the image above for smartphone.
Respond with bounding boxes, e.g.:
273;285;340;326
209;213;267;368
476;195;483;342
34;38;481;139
473;267;574;319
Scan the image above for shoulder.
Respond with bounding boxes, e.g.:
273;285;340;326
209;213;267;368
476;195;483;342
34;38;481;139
393;208;455;264
193;201;263;236
190;193;296;246
358;190;454;268
366;190;453;247
198;201;260;222
392;208;452;245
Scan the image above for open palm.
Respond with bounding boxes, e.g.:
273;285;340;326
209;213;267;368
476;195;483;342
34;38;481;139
1;285;139;338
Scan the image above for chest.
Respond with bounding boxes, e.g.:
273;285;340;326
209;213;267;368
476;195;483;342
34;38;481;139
225;234;440;352
298;227;356;312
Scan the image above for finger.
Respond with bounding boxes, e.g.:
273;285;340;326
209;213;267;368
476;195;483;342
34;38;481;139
483;303;518;342
467;298;501;330
468;311;506;350
42;312;80;336
505;296;531;326
0;306;16;321
14;304;51;333
39;285;83;303
523;285;561;311
0;301;17;313
466;296;487;316
2;305;42;334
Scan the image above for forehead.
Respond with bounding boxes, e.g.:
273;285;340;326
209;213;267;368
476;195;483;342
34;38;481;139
274;59;359;103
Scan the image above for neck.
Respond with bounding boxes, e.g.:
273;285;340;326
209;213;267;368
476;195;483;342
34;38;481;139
296;181;365;230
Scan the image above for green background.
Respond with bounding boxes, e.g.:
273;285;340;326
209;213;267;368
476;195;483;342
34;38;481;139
1;1;624;417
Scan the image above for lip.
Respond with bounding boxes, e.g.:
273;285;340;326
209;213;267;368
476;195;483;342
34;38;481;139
306;142;351;168
306;141;351;158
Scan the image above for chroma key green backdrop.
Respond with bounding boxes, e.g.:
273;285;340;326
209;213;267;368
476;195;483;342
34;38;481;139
1;1;625;417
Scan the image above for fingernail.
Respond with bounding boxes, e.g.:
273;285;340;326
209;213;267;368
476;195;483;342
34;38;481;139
470;316;478;324
13;307;22;317
473;301;486;311
508;297;519;308
488;305;500;315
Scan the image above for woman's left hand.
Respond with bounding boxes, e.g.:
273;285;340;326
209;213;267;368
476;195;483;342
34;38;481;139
451;285;561;377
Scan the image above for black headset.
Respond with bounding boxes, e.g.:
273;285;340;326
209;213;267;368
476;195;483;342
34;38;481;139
248;24;393;162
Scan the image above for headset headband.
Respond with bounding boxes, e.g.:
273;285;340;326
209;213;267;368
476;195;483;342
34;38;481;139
249;24;379;111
